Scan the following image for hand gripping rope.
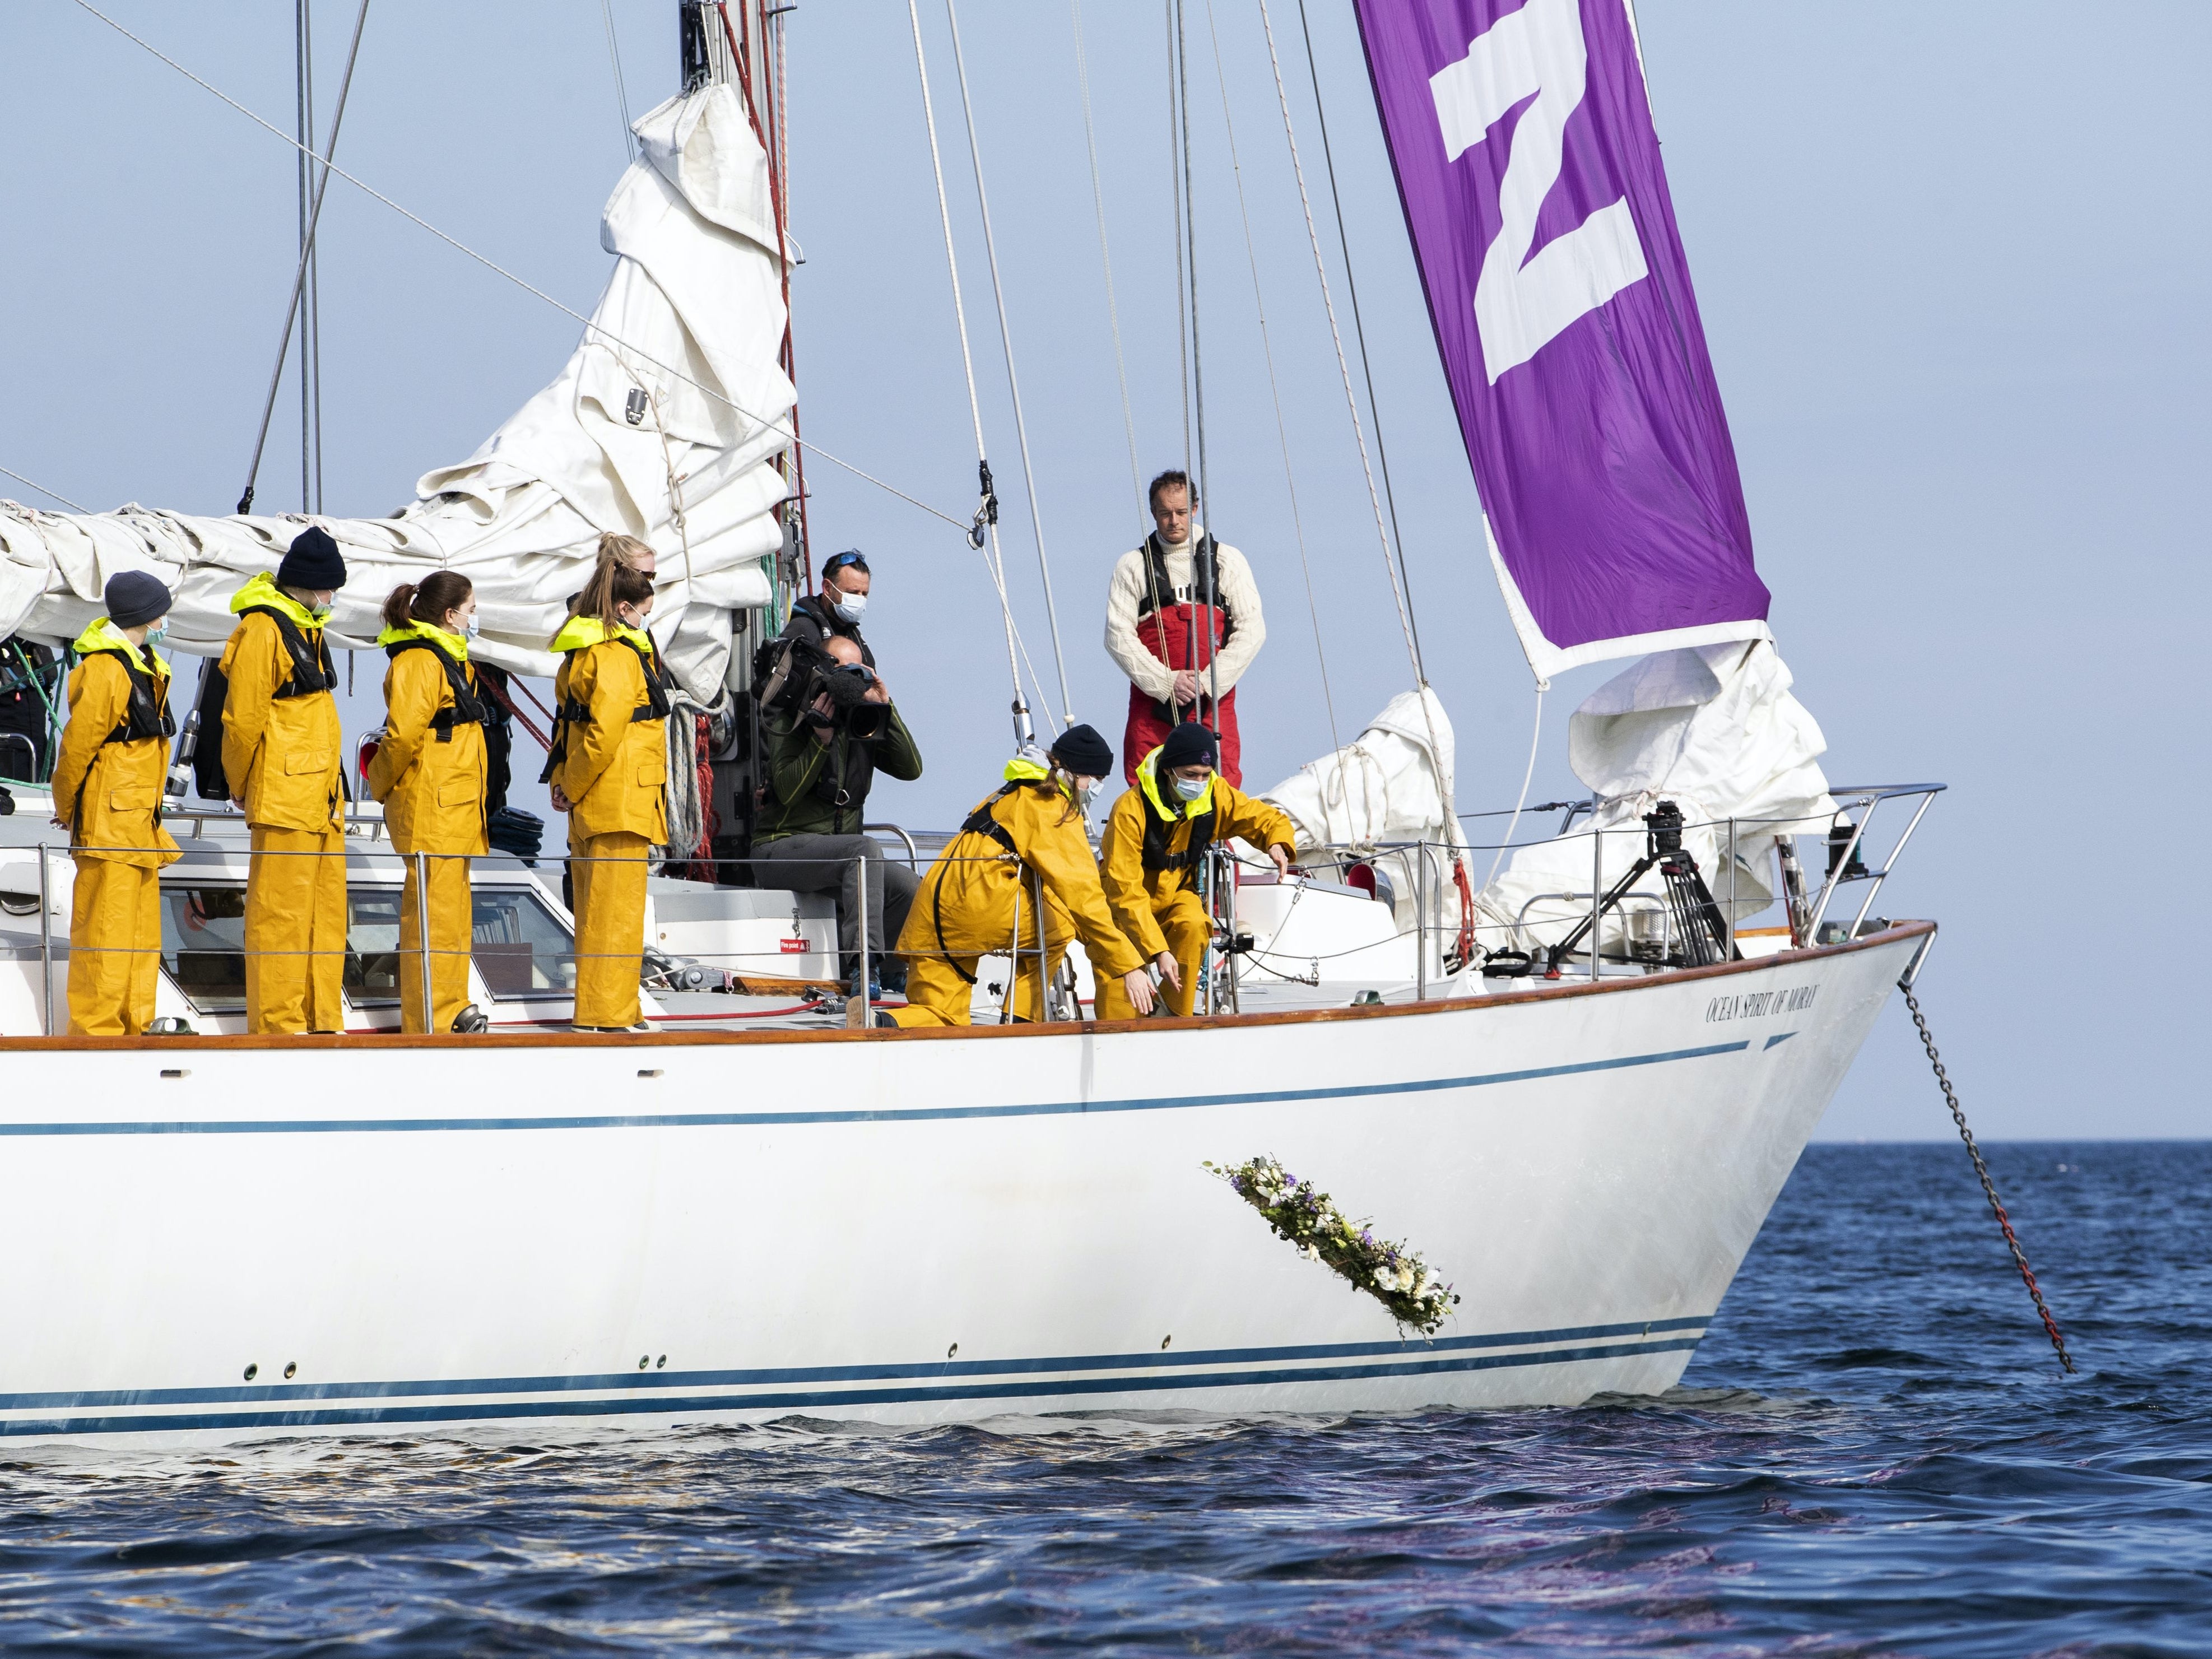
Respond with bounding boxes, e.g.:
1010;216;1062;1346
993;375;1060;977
1903;982;2075;1374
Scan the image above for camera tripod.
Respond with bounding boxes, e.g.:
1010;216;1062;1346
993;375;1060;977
1544;800;1739;974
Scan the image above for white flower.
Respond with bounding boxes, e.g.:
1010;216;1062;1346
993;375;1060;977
1303;1244;1321;1262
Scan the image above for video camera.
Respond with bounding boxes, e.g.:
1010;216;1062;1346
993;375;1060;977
752;635;892;742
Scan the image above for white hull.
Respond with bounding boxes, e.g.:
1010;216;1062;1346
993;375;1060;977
0;926;1926;1444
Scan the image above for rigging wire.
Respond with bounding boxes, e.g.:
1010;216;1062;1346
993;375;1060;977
67;0;968;536
0;467;90;514
1198;0;1339;768
942;0;1074;729
599;0;638;162
295;0;321;516
1068;0;1144;524
1164;1;1190;480
905;0;1056;742
240;0;369;516
1171;0;1221;717
1291;0;1423;676
1254;0;1468;944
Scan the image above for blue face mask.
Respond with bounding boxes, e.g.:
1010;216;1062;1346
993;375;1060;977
1173;773;1209;803
143;625;168;650
463;612;481;639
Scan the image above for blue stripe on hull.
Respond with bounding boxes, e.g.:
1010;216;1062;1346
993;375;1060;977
0;1041;1751;1137
0;1318;1713;1412
0;1335;1705;1438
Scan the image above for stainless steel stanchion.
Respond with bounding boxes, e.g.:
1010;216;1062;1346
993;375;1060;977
37;843;54;1036
1415;847;1429;1001
415;851;434;1030
1589;829;1602;983
854;852;870;1014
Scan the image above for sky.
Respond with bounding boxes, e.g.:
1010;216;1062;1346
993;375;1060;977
1;2;2206;1140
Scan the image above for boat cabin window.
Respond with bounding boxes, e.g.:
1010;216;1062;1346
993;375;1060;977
157;880;578;1011
159;885;249;1012
470;886;578;999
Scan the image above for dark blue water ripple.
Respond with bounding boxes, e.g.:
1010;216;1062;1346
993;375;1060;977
0;1141;2205;1656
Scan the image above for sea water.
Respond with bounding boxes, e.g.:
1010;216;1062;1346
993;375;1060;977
0;1141;2203;1655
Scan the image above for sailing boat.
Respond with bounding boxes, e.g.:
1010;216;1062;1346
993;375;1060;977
0;1;1939;1443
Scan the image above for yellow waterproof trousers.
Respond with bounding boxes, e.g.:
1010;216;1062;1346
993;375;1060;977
399;853;475;1035
1094;887;1210;1020
66;857;163;1035
245;825;348;1034
571;829;648;1028
891;944;1074;1028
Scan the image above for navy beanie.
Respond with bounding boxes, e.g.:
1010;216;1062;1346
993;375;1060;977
1157;721;1217;773
1049;723;1114;778
276;526;348;591
104;570;173;630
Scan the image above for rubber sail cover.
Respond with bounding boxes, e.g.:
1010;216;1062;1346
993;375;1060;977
1352;0;1769;680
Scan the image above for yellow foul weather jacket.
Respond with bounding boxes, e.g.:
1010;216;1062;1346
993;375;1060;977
219;573;343;831
1098;748;1296;961
901;759;1145;980
49;619;181;868
549;615;670;844
366;621;489;856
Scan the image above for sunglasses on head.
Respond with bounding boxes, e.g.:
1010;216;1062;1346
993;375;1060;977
822;551;870;579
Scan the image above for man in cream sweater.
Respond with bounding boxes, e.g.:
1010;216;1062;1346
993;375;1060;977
1103;470;1266;786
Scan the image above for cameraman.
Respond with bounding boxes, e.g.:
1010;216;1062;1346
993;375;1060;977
755;634;922;996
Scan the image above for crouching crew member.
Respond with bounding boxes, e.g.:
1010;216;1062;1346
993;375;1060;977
49;571;181;1034
888;724;1155;1029
1096;721;1296;1020
546;557;669;1031
368;572;490;1035
222;527;349;1035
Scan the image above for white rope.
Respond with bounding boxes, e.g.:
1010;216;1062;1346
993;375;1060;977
0;468;90;513
1201;0;1340;774
598;0;638;163
1480;686;1545;894
906;0;1057;738
944;0;1075;730
66;0;969;537
1069;0;1145;525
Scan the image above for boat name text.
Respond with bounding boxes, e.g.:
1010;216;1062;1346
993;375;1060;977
1706;984;1818;1023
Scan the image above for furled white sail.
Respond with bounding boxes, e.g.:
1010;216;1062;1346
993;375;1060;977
0;85;792;700
1474;642;1837;955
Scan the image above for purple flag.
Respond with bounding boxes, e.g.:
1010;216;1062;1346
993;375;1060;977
1353;0;1769;680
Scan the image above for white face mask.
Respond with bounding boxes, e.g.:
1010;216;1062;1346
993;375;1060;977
1172;773;1209;802
831;588;867;625
462;611;481;639
308;602;333;622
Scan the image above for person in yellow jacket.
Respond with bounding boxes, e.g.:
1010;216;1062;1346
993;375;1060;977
221;527;350;1034
366;570;491;1036
48;571;182;1035
1095;721;1297;1020
887;723;1156;1029
546;558;668;1030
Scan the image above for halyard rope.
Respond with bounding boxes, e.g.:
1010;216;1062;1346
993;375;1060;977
944;0;1075;729
1903;984;2075;1374
1068;0;1145;526
906;0;1056;738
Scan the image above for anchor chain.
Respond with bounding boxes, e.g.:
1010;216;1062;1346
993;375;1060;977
1903;984;2074;1374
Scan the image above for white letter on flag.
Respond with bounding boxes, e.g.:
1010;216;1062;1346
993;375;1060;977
1430;0;1648;383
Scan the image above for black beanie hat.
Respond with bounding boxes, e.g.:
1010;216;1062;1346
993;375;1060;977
1157;721;1217;773
104;570;173;630
1048;723;1113;778
276;526;348;591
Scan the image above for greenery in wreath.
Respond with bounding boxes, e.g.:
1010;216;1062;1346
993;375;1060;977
1205;1155;1459;1337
